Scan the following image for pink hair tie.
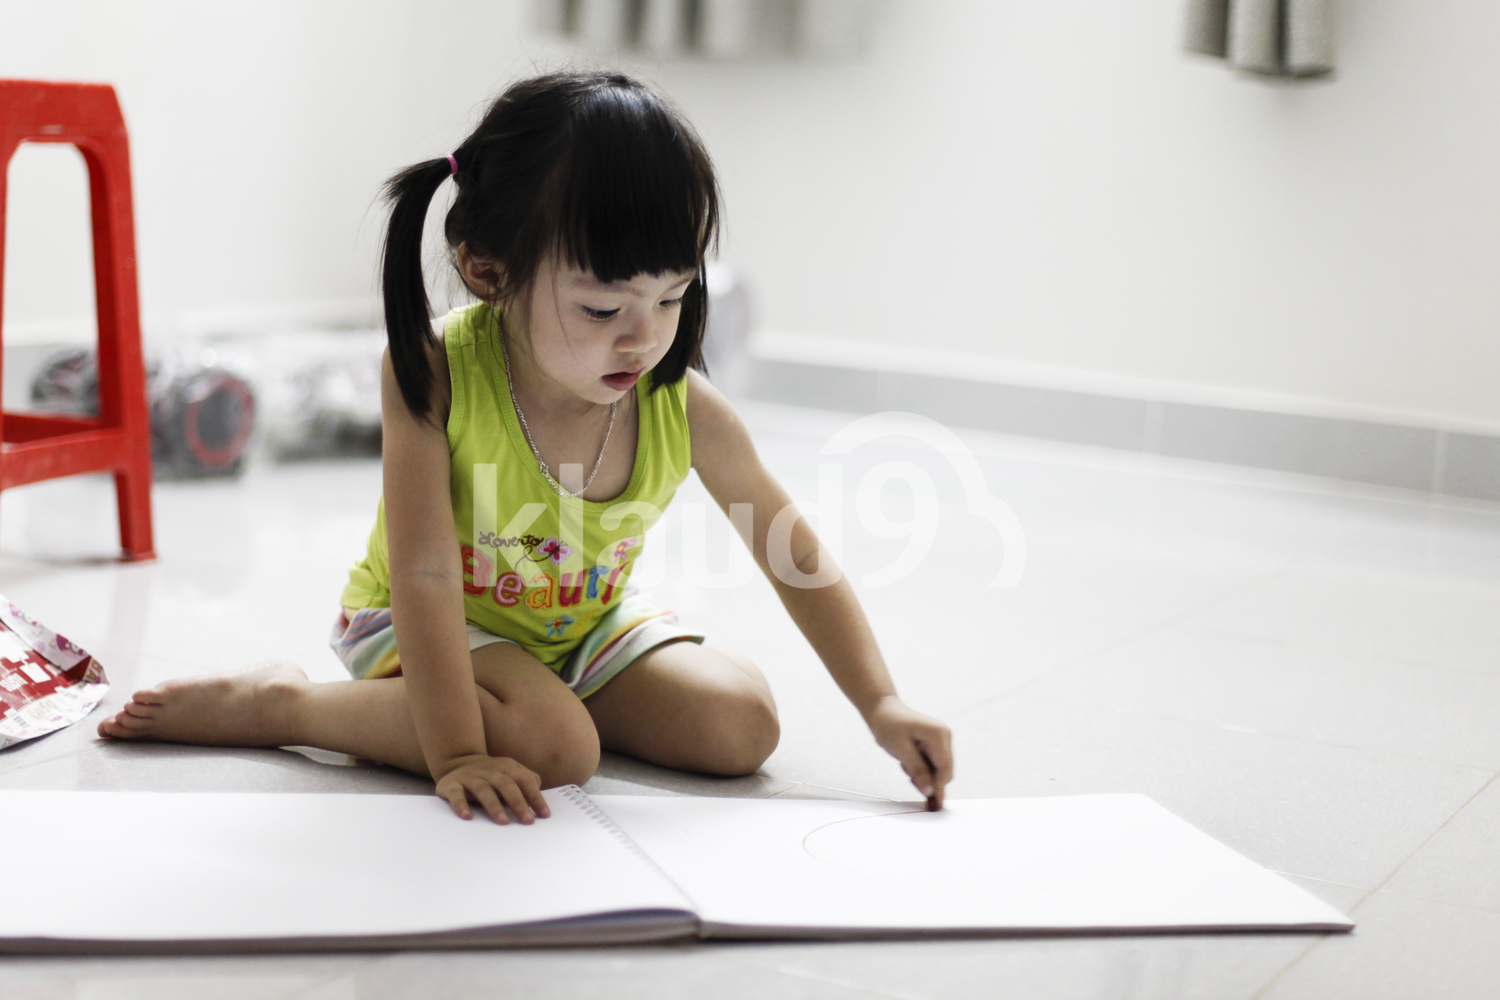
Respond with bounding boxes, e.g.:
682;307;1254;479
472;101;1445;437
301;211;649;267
445;153;459;176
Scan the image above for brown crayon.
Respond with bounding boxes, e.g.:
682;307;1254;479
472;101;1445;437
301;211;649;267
918;747;941;812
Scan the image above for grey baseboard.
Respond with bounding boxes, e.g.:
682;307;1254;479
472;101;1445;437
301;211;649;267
744;359;1500;503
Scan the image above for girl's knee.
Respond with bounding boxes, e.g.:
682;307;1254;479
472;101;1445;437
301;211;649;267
706;685;780;776
530;703;601;788
477;684;600;788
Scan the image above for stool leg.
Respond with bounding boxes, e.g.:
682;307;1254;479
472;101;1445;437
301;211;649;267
114;460;155;562
1;82;158;563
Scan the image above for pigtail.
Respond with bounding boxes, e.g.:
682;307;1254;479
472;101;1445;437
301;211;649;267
381;158;453;420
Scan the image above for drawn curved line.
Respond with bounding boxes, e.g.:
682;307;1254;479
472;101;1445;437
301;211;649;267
800;808;946;890
799;808;930;856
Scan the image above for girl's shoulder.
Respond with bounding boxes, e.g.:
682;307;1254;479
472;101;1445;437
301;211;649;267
439;302;497;349
683;367;757;469
436;302;505;411
683;367;738;437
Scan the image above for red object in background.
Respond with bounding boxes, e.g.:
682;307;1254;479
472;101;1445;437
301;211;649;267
0;80;154;561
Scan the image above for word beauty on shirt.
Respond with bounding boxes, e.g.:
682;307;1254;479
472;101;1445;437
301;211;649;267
461;538;639;611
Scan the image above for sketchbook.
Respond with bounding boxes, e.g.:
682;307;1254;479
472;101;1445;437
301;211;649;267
0;788;1352;952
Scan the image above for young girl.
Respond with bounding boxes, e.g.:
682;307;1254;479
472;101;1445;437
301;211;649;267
99;72;953;824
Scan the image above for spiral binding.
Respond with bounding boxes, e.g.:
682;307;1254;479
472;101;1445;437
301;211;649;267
555;785;698;909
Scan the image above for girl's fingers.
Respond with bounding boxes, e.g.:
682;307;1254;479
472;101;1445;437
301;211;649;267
489;761;546;820
896;745;935;799
870;703;955;809
924;753;946;810
467;779;510;825
922;735;954;789
908;760;926;786
922;731;954;809
493;777;536;824
439;781;474;820
434;760;554;824
904;748;941;808
939;736;955;787
517;774;549;819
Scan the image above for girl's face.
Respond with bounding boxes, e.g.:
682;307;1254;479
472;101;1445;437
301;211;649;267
518;257;696;406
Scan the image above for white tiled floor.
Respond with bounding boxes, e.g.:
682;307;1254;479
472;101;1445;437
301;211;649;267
1;401;1497;999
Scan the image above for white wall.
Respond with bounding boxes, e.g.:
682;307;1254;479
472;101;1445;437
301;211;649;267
0;0;541;344
7;1;1500;430
645;1;1500;430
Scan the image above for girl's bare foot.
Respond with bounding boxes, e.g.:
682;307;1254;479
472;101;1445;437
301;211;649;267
96;660;310;748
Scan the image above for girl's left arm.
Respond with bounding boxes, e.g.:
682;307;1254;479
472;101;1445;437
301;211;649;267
686;371;954;806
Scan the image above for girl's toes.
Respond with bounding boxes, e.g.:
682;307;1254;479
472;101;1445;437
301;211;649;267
99;711;152;737
123;700;159;718
130;687;166;706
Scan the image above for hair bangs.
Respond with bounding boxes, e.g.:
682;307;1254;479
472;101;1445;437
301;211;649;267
550;87;714;285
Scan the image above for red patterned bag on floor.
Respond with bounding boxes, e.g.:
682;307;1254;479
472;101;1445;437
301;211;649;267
0;598;108;750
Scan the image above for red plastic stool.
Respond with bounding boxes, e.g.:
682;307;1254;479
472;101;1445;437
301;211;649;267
0;80;155;561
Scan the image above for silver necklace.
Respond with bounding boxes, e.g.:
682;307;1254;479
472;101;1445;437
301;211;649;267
499;333;616;499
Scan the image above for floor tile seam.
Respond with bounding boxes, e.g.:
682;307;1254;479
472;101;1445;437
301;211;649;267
1268;870;1379;914
1015;691;1500;773
1344;653;1500;683
1372;887;1500;916
1246;935;1332;1000
1172;627;1500;681
1366;770;1500;899
1247;829;1385;998
1033;634;1500;699
275;968;362;1000
924;653;1073;719
779;745;897;792
963;560;1310;713
0;739;105;778
1266;870;1374;894
746;779;799;799
717;950;926;1000
773;781;902;803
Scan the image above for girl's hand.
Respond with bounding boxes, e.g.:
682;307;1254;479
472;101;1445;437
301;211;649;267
433;754;552;824
865;696;954;809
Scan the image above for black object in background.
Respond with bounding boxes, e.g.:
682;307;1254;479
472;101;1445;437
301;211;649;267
30;348;256;480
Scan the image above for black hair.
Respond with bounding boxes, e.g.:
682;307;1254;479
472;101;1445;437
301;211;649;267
381;71;721;419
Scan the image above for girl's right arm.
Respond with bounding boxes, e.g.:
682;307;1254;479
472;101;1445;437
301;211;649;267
379;344;549;824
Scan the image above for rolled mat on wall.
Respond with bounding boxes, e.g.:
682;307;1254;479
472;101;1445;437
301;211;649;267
1184;0;1335;79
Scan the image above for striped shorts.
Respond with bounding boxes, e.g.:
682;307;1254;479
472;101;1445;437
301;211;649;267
329;591;703;699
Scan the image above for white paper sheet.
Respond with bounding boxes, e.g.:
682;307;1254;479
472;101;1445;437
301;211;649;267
595;793;1353;934
0;789;691;944
0;789;1351;948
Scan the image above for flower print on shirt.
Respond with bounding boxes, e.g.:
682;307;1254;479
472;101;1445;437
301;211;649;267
538;537;572;565
612;536;641;564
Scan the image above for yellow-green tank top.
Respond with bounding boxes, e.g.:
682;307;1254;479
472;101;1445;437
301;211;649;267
341;303;692;671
